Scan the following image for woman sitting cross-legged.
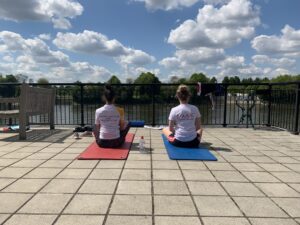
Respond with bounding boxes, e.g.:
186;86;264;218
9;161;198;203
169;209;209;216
93;85;130;148
163;85;203;148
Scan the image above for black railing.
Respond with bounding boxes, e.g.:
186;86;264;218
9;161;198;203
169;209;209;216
0;82;299;134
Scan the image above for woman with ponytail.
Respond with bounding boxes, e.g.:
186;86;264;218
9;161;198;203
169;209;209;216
163;85;203;148
93;85;130;148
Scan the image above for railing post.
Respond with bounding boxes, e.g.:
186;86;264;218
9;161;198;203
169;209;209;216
151;84;156;126
292;83;300;135
266;84;272;127
222;84;228;127
80;84;85;127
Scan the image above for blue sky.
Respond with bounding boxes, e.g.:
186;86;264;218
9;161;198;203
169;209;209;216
0;0;299;82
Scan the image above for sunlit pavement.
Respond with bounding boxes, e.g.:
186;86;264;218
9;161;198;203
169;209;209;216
0;127;300;225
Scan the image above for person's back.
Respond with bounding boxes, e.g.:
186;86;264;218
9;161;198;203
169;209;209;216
169;104;199;142
163;85;202;148
95;104;120;140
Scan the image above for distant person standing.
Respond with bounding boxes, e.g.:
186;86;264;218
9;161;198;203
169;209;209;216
163;85;203;148
93;85;130;148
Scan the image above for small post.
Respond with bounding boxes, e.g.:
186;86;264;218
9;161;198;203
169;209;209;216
222;84;228;127
152;84;156;126
292;83;300;135
266;84;272;127
80;84;85;127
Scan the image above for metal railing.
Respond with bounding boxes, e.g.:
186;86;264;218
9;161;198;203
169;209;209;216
0;82;299;134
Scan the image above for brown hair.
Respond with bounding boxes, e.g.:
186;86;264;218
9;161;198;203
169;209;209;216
176;85;191;102
103;84;115;103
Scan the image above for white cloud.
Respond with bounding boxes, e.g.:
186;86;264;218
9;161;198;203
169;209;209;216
0;0;83;29
53;30;155;66
252;55;296;68
2;55;14;62
0;31;114;82
53;30;127;56
132;0;199;11
168;0;260;49
160;47;225;70
252;25;300;57
38;33;51;41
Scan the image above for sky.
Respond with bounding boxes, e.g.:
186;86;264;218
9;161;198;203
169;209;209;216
0;0;300;82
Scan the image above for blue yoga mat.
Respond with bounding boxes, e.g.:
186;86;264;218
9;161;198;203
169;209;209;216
161;135;217;161
129;121;145;127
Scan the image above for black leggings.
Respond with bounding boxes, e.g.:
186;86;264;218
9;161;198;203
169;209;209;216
168;133;200;148
96;124;130;148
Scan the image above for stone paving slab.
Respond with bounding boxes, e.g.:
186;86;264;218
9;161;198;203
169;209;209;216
0;127;300;225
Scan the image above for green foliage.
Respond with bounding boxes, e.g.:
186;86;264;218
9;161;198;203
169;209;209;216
107;75;121;84
37;78;49;84
189;73;210;83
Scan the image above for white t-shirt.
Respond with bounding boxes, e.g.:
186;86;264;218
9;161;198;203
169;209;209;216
168;104;201;142
95;104;120;139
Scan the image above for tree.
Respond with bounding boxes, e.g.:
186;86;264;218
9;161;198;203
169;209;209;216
107;75;121;84
134;72;161;102
170;76;179;84
37;78;49;84
189;73;210;83
222;76;230;84
210;77;217;83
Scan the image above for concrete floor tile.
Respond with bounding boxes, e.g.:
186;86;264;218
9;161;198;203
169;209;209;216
127;154;151;161
242;172;280;182
154;181;189;195
202;217;251;225
26;153;55;160
106;216;152;225
271;172;300;183
221;182;264;197
258;163;291;172
3;179;49;193
289;183;300;192
154;195;197;216
121;169;151;180
155;216;201;225
24;168;62;179
52;154;77;160
0;214;9;224
247;156;276;163
67;160;98;169
152;154;170;161
110;195;152;215
255;183;300;197
89;169;121;179
124;161;151;169
234;197;288;217
97;160;125;169
55;215;104;225
0;193;32;213
39;160;70;168
188;181;227;196
41;179;84;193
0;178;16;189
272;198;300;217
232;163;264;172
0;159;19;167
153;161;179;169
10;159;45;168
182;170;215;181
178;161;207;170
194;196;242;216
56;168;91;179
4;215;56;225
79;179;118;194
19;193;72;214
153;169;183;181
249;218;298;225
64;194;111;214
205;162;235;171
0;167;32;178
212;171;247;182
117;180;151;194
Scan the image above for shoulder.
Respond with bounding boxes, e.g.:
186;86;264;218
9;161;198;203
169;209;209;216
96;106;105;113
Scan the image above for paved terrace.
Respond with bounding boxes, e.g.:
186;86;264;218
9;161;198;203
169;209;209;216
0;128;300;225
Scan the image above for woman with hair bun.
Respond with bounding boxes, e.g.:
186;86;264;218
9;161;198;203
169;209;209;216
163;85;203;148
93;85;130;148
